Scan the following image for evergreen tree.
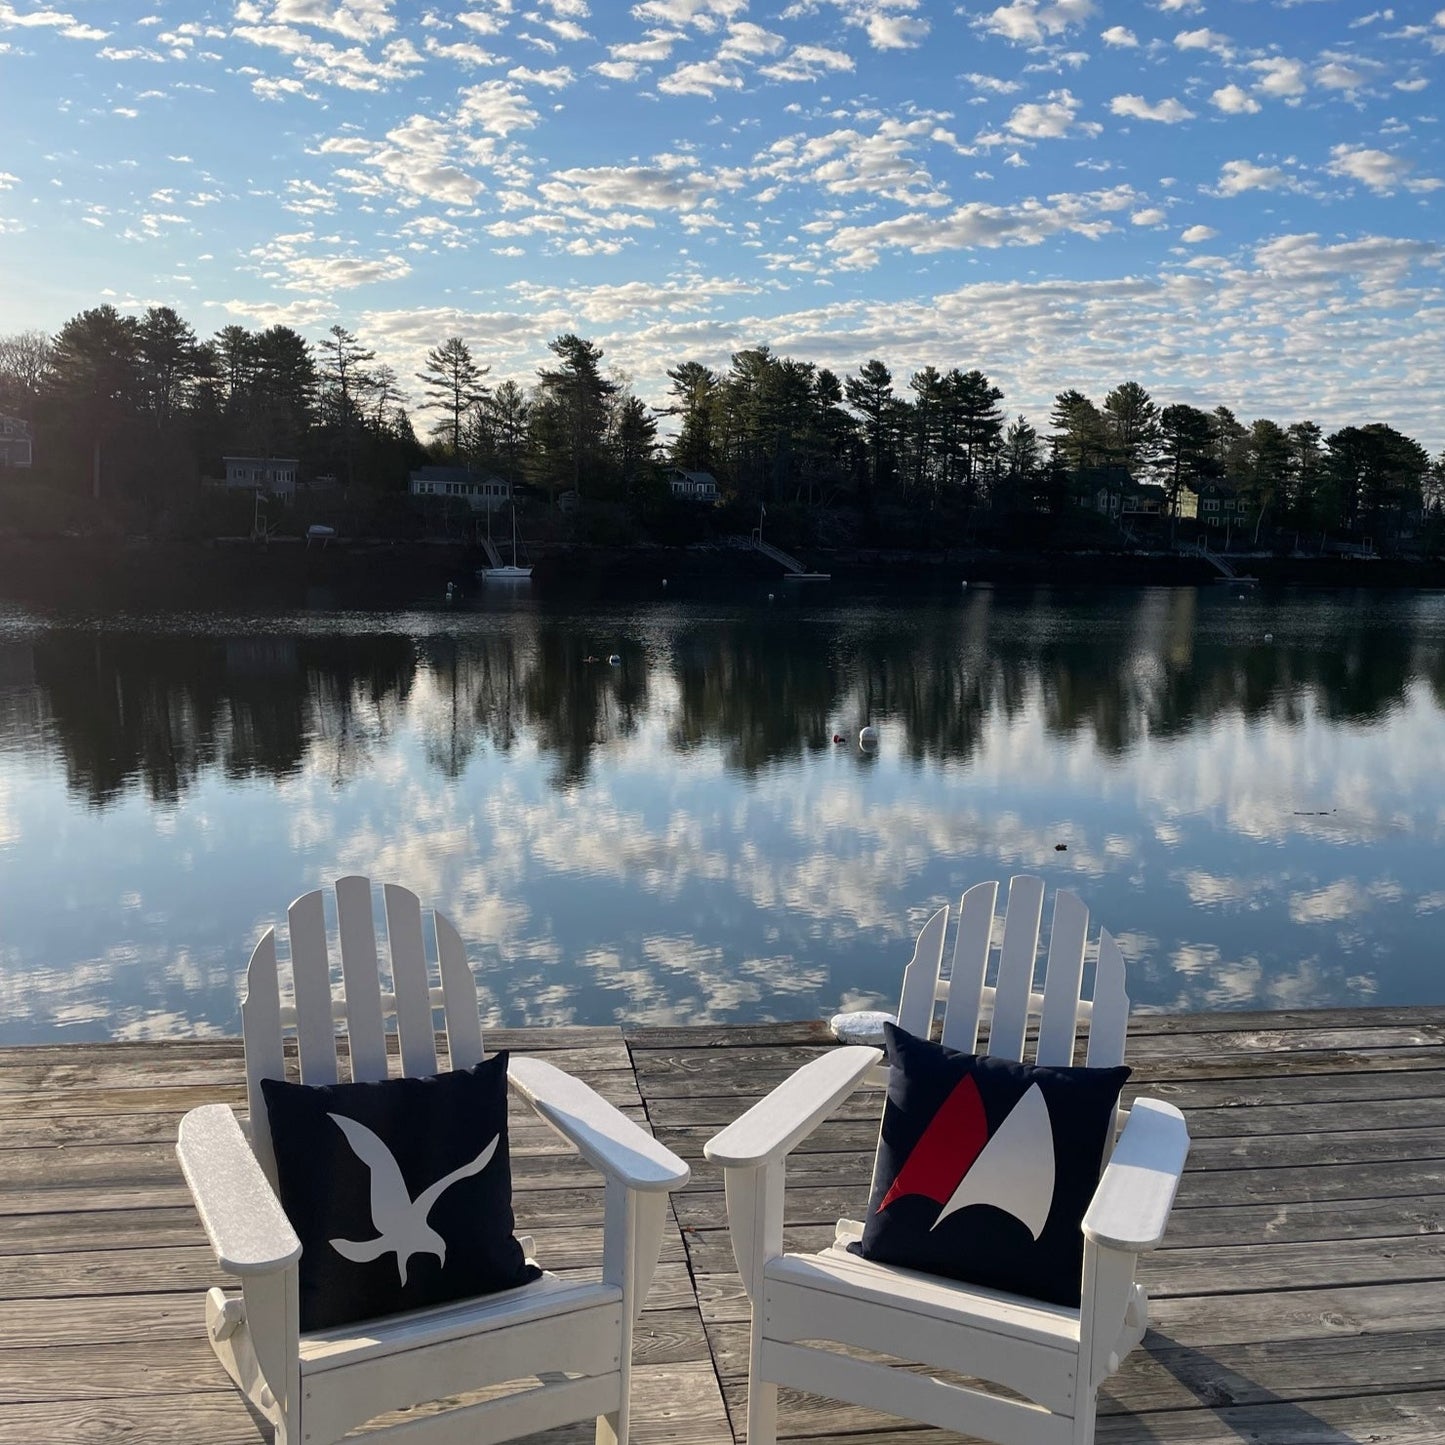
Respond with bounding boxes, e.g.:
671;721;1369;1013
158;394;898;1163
845;358;897;499
666;361;719;473
536;333;616;502
317;325;375;486
417;336;489;459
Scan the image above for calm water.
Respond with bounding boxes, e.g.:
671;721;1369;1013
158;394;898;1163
2;585;1444;1045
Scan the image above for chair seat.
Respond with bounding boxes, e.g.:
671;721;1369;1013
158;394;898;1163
766;1246;1081;1353
300;1272;623;1374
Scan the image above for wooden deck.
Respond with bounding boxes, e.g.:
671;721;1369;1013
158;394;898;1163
1;1008;1442;1443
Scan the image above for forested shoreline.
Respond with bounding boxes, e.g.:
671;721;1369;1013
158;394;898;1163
1;304;1442;559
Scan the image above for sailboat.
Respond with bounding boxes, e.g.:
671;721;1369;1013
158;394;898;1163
479;500;532;581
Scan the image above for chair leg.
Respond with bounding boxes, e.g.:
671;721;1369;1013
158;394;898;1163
596;1409;628;1445
596;1358;631;1445
1070;1389;1098;1445
745;1312;777;1445
746;1381;778;1445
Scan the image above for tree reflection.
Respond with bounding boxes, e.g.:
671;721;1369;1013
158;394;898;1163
6;590;1442;808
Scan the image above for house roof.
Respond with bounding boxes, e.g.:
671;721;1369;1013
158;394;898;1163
409;465;507;484
667;468;717;484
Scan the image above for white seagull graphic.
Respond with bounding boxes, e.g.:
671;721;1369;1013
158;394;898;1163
326;1112;499;1286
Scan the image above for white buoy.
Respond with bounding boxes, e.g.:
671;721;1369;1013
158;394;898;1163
608;653;621;666
859;725;879;750
961;579;968;589
662;578;668;587
1264;632;1274;642
768;592;774;602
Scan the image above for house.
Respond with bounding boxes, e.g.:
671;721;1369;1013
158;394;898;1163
1094;482;1167;518
0;414;32;468
221;456;298;500
408;466;512;512
665;467;719;503
1195;481;1246;528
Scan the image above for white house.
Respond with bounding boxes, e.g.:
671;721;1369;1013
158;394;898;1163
0;415;33;468
408;466;512;512
666;467;718;502
222;456;298;499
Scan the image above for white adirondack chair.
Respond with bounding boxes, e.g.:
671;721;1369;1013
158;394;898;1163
176;876;690;1445
704;876;1190;1445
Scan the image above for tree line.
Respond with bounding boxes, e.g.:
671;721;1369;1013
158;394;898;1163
1;303;1442;545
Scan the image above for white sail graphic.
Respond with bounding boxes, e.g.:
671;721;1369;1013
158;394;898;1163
931;1082;1054;1240
327;1113;499;1286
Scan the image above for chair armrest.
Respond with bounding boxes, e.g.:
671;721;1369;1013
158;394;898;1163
704;1045;882;1169
1083;1097;1190;1253
176;1104;301;1276
507;1055;690;1193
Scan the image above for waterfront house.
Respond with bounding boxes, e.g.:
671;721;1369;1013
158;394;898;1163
665;467;719;502
1195;480;1245;528
409;465;512;512
221;456;299;500
1095;481;1168;518
0;414;33;468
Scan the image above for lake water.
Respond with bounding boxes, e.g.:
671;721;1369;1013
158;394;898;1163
2;584;1444;1046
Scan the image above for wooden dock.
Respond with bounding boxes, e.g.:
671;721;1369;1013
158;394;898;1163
1;1008;1442;1443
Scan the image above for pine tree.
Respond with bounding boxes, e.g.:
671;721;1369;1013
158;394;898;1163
417;337;489;460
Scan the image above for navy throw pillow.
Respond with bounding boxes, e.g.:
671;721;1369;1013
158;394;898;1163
261;1052;540;1332
852;1023;1129;1307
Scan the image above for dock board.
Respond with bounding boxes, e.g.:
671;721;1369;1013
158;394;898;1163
1;1009;1442;1443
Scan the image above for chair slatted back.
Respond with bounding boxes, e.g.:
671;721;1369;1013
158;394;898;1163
241;876;484;1187
897;875;1131;1069
871;876;1132;1208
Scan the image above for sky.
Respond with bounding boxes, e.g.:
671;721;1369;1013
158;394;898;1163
1;0;1443;451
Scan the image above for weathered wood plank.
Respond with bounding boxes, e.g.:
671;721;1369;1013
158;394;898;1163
653;1112;1445;1161
4;1011;1445;1445
0;1308;711;1401
703;1318;1445;1412
631;1045;1445;1100
730;1385;1445;1444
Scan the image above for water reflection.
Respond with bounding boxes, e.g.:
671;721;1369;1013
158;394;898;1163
1;586;1444;1042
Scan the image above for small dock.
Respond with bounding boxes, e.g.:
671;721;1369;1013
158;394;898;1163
1;1008;1443;1443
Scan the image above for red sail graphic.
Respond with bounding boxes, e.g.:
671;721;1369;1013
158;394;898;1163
878;1073;989;1212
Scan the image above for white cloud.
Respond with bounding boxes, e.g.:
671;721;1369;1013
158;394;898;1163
1250;56;1308;100
1006;88;1098;139
977;0;1095;45
781;1;929;50
1211;84;1260;115
1131;207;1166;225
1326;144;1441;194
508;65;575;87
1100;25;1135;46
459;79;541;134
824;183;1136;268
1174;27;1231;57
1110;94;1196;124
632;0;746;30
717;21;785;59
759;44;855;83
0;2;108;40
1180;223;1216;242
1214;158;1292;195
658;59;742;96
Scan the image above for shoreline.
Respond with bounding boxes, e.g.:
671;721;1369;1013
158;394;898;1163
2;533;1443;610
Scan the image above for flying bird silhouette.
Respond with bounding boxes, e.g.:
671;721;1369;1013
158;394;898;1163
326;1112;499;1286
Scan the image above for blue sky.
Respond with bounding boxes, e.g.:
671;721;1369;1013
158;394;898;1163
1;0;1442;449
